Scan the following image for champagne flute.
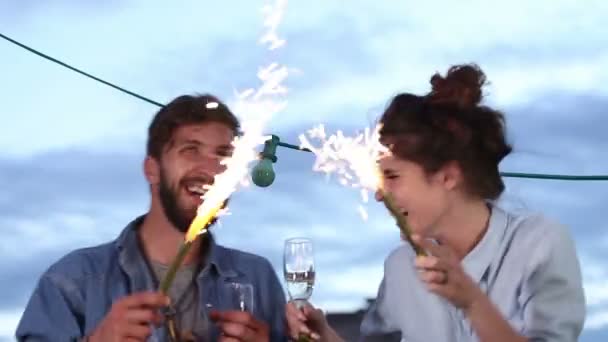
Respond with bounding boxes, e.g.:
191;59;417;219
283;238;315;305
284;238;315;341
224;282;254;313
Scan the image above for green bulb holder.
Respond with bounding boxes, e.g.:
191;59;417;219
252;135;279;187
251;135;312;188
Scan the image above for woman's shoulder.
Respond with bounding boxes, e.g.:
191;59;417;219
498;206;578;265
503;207;571;240
383;242;418;272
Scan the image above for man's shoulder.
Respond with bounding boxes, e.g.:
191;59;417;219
214;244;280;282
44;240;118;282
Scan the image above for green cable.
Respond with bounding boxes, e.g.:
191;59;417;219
277;141;311;152
2;32;607;182
0;33;164;107
276;143;608;181
500;172;608;181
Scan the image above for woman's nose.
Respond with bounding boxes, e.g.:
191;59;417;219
374;190;384;202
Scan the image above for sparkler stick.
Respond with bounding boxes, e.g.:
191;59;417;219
159;241;193;295
380;192;425;256
158;204;223;342
158;201;225;296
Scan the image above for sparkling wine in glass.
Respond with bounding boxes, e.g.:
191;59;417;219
283;238;315;306
224;282;254;313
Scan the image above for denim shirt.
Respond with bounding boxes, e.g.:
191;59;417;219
16;216;288;341
360;206;586;342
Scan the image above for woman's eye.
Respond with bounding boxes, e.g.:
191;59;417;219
182;146;198;154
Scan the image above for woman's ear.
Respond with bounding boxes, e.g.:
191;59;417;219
438;161;463;191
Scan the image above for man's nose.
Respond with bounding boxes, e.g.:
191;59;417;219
195;153;224;175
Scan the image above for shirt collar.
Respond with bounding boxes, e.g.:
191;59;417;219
203;234;238;278
461;204;508;283
115;215;237;280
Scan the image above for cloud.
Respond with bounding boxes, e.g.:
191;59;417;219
1;119;607;339
587;311;608;330
505;93;608;162
0;149;149;315
0;308;22;342
0;149;147;217
0;251;65;309
270;0;608;126
3;0;607;156
0;0;275;156
2;0;608;339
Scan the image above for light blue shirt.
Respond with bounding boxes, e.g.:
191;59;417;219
16;215;288;341
361;205;586;341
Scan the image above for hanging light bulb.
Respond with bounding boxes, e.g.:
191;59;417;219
252;135;279;187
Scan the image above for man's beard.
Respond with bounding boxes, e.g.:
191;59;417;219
158;170;197;233
158;169;226;234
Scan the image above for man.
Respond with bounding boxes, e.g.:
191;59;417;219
16;94;287;341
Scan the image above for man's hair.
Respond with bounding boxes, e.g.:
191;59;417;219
146;94;240;159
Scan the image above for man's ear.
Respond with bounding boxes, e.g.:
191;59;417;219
144;156;160;185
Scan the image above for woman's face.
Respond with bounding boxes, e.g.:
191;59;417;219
378;154;458;236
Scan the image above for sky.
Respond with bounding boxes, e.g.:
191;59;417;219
1;0;608;340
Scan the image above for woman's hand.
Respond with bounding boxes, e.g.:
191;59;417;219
285;301;323;340
412;235;483;310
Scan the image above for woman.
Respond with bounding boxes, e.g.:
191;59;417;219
286;64;586;341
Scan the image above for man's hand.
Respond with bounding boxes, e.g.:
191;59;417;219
88;291;170;342
210;310;269;342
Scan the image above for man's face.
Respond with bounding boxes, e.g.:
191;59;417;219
153;122;234;233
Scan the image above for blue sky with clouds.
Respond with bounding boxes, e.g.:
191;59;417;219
1;0;608;340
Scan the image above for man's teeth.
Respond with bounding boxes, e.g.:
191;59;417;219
187;185;207;195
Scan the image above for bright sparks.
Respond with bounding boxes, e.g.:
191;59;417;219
260;0;288;50
184;0;290;242
299;124;388;220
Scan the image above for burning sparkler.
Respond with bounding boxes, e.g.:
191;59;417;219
159;0;290;303
299;124;425;256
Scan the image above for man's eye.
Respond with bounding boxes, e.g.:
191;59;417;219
216;149;233;157
385;175;399;180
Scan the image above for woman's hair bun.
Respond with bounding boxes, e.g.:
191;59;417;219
428;63;487;108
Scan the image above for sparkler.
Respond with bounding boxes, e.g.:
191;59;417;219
299;124;425;256
158;0;290;314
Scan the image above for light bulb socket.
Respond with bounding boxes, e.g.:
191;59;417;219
259;134;279;162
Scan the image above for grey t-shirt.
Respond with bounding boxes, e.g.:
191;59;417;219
151;261;208;341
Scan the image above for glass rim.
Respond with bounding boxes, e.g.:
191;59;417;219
224;282;253;289
284;237;313;244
